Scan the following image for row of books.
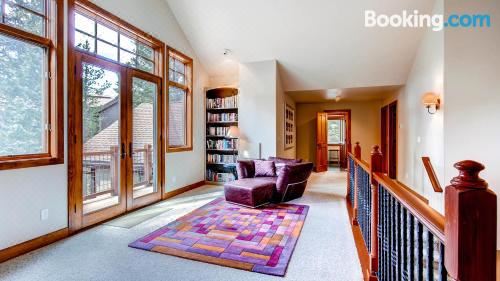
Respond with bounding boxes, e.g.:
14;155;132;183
207;96;238;109
207;154;237;164
207;126;230;136
207;139;238;150
207;113;238;122
206;170;236;182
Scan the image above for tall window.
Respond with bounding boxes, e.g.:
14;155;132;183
167;48;192;152
0;0;63;169
328;119;345;144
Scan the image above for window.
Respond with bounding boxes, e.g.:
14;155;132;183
167;47;192;152
74;9;156;74
328;119;345;144
0;0;63;170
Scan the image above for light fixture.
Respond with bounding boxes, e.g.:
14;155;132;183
226;126;240;138
223;48;232;56
422;92;441;114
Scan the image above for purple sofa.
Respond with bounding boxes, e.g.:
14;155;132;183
224;157;314;208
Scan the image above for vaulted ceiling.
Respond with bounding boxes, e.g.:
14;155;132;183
166;0;435;92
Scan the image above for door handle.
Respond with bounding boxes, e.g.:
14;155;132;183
129;142;133;158
121;143;126;159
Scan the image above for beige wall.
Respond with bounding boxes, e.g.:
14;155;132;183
444;0;500;248
276;72;297;159
296;100;382;164
384;0;444;212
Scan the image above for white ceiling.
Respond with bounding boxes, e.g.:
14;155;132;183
166;0;435;92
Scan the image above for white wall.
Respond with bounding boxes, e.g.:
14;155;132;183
390;0;445;212
238;60;278;159
444;0;500;248
0;0;208;250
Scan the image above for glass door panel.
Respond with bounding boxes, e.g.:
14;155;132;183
126;70;162;210
131;77;158;199
79;56;125;218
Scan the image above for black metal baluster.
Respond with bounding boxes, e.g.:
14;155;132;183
438;242;447;281
396;202;401;280
408;214;415;281
378;185;383;280
416;222;423;281
390;195;396;281
427;231;434;281
402;208;408;281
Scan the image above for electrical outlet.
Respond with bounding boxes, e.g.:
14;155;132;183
40;209;49;221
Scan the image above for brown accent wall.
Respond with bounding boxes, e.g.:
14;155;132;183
296;100;382;164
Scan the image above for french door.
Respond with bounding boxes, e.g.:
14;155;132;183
70;53;163;230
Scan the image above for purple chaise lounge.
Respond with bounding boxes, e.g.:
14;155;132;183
224;157;314;208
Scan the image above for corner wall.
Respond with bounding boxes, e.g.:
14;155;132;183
444;0;500;248
387;0;444;212
276;71;297;159
238;60;278;159
0;0;209;250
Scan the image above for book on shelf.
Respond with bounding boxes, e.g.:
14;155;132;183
206;95;238;109
207;112;238;122
206;170;236;182
207;126;231;136
207;154;238;164
206;139;238;150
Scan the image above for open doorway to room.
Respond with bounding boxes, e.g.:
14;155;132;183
315;110;351;172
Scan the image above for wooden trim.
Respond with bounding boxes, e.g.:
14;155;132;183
421;156;443;193
0;0;64;171
166;46;193;153
162;180;205;200
75;0;163;49
374;172;445;241
0;228;68;263
346;199;371;281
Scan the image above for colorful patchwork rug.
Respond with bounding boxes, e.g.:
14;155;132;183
129;197;309;276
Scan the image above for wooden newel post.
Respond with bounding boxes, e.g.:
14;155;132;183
354;142;361;159
369;145;383;280
445;160;496;281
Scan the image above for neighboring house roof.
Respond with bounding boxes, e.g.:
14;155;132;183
84;103;154;152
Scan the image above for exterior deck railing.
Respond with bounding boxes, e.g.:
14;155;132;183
83;144;153;201
347;142;496;281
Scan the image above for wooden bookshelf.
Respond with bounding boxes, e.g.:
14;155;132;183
205;88;239;183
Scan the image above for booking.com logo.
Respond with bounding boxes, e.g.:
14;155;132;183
365;10;491;31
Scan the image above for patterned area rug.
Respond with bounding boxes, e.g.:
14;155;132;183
129;197;309;276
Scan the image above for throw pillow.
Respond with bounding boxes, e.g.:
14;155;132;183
253;160;276;177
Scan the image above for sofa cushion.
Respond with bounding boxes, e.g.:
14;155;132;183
268;157;302;175
236;160;255;179
253;160;276;177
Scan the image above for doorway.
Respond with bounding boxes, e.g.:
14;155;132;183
315;110;351;172
381;101;397;178
69;52;163;230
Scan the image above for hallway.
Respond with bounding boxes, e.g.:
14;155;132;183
0;171;362;281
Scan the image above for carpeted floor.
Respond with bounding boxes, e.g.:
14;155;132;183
0;171;363;281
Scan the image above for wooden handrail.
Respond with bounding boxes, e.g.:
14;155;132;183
347;152;370;172
395;180;429;204
422;156;443;193
374;172;445;242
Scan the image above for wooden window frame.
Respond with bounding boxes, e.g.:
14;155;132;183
0;0;64;170
166;46;193;153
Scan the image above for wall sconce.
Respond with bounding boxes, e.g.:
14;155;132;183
422;93;441;114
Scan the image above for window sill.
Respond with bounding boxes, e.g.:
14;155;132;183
0;156;64;171
166;146;193;153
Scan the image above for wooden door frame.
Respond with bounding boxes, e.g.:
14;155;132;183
69;52;129;230
125;69;164;211
325;109;352;169
380;101;398;179
315;112;328;172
